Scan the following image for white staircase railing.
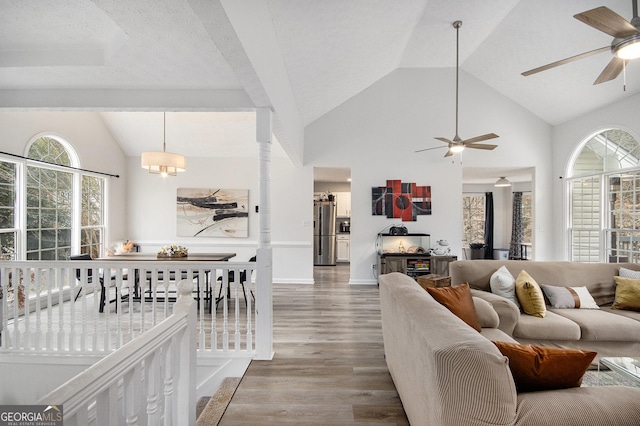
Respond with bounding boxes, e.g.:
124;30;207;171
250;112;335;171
0;260;261;357
37;279;197;425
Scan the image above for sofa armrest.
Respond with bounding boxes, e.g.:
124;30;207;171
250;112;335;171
470;289;520;335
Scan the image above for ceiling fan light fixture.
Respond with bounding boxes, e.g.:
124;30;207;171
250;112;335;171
449;144;465;153
614;35;640;59
141;112;186;177
494;177;511;187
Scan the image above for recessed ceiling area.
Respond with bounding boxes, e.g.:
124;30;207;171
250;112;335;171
463;167;534;185
314;167;351;183
99;111;287;159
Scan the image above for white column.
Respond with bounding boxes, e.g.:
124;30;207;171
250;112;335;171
255;107;274;360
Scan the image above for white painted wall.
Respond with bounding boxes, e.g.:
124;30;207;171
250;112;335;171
0;111;128;244
126;155;314;284
551;92;640;259
305;68;553;283
0;355;96;404
5;90;638;284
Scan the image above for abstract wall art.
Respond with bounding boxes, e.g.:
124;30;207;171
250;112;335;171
177;188;249;237
372;179;431;222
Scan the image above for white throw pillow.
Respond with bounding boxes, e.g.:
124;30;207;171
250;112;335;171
490;265;520;308
619;267;640;279
540;284;600;309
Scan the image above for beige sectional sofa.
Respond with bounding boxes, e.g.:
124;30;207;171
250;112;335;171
378;272;640;425
450;260;640;361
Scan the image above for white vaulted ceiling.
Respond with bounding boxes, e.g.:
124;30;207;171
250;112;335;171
1;0;639;161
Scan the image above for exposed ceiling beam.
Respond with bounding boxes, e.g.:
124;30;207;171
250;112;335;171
212;0;304;166
0;89;254;110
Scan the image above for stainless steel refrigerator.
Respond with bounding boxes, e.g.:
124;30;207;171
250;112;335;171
314;200;337;265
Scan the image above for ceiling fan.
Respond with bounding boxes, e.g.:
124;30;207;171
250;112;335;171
416;21;499;158
522;0;640;86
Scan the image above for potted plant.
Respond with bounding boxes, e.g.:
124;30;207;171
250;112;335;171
469;242;486;260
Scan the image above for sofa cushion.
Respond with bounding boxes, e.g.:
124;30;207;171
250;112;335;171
550;308;640;341
481;327;519;343
540;284;599;309
516;386;640;425
490;265;520;308
513;311;581;340
473;296;500;328
515;270;546;318
612;277;640;311
492;341;596;392
600;304;640;322
426;283;482;332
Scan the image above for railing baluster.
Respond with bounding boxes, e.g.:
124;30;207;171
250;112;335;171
246;267;254;351
78;267;86;352
198;268;206;351
1;268;8;349
92;266;99;352
11;266;20;350
163;340;174;426
210;267;218;351
222;272;229;352
124;365;140;425
145;350;160;424
234;269;240;351
23;267;32;350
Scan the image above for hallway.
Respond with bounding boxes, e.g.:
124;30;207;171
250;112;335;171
217;264;409;424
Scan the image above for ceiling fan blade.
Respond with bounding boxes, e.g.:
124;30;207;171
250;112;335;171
444;150;454;158
574;6;638;38
434;137;453;144
465;143;498;150
415;146;446;153
463;133;499;144
594;57;628;84
522;46;610;76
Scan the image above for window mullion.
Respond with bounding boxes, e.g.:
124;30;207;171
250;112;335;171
72;171;81;255
16;160;26;260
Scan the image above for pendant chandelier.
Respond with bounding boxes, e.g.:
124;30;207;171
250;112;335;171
141;112;186;177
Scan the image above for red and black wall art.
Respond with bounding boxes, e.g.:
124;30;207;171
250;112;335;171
372;179;431;222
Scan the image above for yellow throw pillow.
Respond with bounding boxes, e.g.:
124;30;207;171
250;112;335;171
612;277;640;311
515;270;546;318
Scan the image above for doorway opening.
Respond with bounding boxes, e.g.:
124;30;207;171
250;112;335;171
313;167;351;277
462;167;534;260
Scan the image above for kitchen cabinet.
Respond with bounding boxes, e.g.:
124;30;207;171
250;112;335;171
335;192;351;217
337;234;350;262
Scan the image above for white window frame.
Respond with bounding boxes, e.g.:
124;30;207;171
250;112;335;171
0;133;107;260
462;192;486;248
565;127;640;263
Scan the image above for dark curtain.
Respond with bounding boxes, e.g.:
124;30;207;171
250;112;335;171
510;192;523;259
484;192;494;259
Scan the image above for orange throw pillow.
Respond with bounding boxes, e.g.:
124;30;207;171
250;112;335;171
493;341;596;392
426;283;482;332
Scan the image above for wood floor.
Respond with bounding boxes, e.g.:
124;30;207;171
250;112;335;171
217;264;409;425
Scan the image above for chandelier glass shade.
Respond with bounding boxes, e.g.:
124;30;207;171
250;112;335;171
141;112;186;177
494;177;511;187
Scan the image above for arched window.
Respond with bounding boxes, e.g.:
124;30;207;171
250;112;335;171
0;135;106;260
567;129;640;263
